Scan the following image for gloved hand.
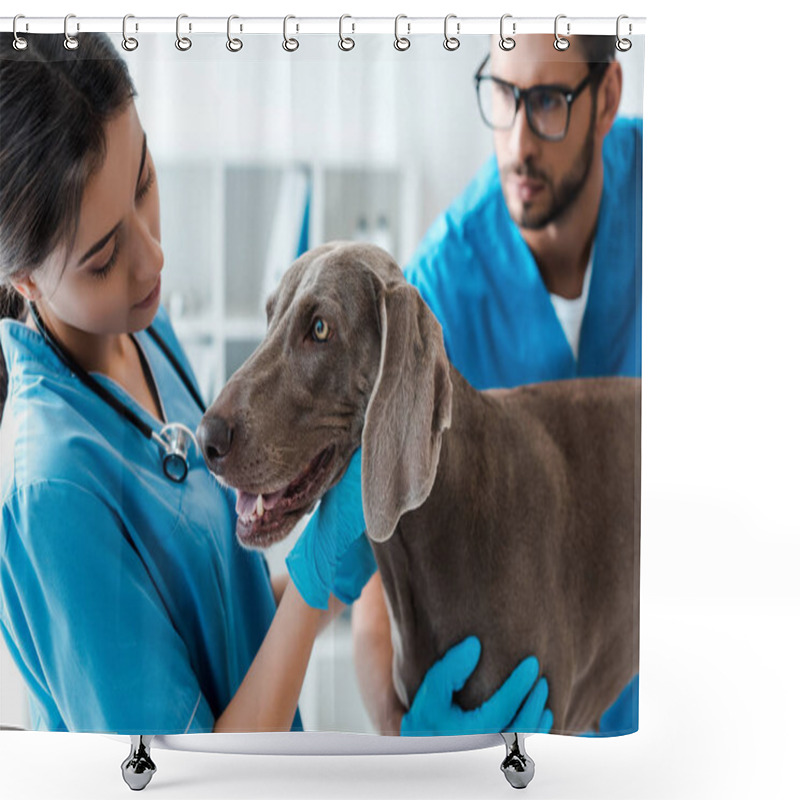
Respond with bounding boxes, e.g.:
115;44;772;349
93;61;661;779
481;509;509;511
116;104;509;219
331;533;377;606
400;636;554;736
286;448;376;609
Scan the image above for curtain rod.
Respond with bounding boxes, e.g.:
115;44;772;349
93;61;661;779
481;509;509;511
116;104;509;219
1;16;646;37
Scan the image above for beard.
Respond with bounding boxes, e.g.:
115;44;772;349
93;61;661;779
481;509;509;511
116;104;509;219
501;101;597;231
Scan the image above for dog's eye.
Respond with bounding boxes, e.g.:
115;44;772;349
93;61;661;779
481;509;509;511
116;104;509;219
311;317;332;343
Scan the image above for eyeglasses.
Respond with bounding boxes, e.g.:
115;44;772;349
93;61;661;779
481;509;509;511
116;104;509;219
474;56;609;142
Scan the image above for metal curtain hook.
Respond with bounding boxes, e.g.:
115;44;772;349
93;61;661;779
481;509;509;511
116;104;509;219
63;14;79;51
554;14;570;51
12;15;28;51
499;14;516;51
283;15;299;52
444;14;460;51
227;15;243;52
616;15;633;52
394;14;410;51
339;14;355;51
176;14;192;51
122;14;139;51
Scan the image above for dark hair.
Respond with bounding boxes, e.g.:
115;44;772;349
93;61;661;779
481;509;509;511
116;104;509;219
0;33;136;417
576;36;618;95
487;34;617;90
576;35;618;67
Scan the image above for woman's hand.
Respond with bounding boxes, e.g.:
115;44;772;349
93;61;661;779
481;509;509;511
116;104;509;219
286;448;376;609
400;636;554;736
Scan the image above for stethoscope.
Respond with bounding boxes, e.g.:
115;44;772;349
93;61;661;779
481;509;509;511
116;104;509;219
27;300;206;483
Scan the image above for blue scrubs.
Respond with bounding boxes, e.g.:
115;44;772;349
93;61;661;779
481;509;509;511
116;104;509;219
0;307;303;734
406;117;642;389
404;117;642;735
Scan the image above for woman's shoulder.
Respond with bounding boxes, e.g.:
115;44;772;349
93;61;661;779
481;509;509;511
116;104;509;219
0;305;198;505
0;386;109;508
0;317;131;505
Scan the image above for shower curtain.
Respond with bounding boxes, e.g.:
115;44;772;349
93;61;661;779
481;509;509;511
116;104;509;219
0;19;644;740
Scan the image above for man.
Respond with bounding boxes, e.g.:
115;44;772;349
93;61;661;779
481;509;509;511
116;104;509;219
351;34;642;735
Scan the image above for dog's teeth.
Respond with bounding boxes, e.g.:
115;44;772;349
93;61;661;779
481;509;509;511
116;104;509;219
257;494;264;517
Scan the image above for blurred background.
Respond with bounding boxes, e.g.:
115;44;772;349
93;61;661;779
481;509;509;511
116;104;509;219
1;32;643;733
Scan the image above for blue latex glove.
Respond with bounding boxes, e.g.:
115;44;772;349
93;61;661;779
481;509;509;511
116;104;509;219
286;448;376;609
580;674;638;737
400;636;554;736
331;534;377;606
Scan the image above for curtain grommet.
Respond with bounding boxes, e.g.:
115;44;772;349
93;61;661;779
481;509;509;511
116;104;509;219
394;14;411;51
283;15;299;52
175;14;192;51
616;15;633;52
12;15;28;51
443;14;460;51
338;14;355;51
554;14;570;51
499;14;516;51
226;15;243;52
122;14;139;52
63;14;79;51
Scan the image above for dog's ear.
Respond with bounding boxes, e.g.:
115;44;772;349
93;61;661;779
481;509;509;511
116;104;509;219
362;282;453;543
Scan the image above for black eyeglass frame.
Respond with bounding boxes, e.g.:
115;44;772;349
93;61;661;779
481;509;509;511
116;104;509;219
473;55;610;142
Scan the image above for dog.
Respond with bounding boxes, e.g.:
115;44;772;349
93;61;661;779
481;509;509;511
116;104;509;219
197;241;640;734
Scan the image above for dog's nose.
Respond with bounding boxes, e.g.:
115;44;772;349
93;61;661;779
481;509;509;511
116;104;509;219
197;414;235;469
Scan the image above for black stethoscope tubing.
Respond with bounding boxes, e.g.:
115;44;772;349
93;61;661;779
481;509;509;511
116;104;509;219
26;300;206;482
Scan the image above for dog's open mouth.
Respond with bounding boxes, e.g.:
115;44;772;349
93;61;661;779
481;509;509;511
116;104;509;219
234;445;336;548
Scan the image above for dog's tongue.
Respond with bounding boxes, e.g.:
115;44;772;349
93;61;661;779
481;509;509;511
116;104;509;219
235;487;285;517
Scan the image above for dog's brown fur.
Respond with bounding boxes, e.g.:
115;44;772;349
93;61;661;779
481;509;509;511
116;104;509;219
199;242;640;734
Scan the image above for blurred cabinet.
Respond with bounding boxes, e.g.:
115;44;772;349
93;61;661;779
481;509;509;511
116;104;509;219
157;159;415;404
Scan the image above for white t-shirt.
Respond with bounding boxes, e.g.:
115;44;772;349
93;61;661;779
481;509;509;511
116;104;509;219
549;244;594;361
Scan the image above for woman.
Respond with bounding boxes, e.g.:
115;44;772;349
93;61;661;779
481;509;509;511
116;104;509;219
0;32;550;735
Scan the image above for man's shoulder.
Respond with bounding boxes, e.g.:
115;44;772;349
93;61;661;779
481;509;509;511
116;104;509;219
609;116;643;140
602;117;643;202
405;156;503;284
604;117;643;165
448;154;505;224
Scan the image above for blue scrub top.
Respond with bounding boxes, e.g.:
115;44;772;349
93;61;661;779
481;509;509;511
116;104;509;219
405;116;642;390
0;307;303;734
404;117;642;735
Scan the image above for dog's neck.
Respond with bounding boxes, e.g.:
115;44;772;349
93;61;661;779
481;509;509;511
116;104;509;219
374;365;550;710
438;365;493;471
426;365;518;521
415;364;557;542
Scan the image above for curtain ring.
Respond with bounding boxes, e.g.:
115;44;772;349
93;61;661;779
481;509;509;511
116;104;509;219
12;15;28;51
339;14;355;51
616;15;633;52
63;14;79;51
443;14;460;51
394;14;410;51
554;14;570;51
175;14;192;51
122;14;139;52
226;15;243;52
283;15;299;52
499;14;516;51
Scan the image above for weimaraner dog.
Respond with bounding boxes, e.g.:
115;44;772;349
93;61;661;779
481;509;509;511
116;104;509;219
198;241;640;734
